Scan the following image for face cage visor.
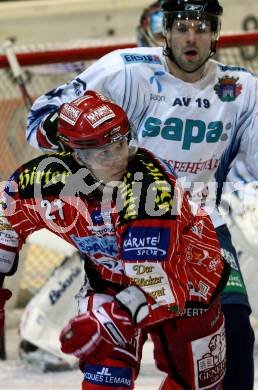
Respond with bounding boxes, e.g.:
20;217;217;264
74;123;138;167
163;11;221;37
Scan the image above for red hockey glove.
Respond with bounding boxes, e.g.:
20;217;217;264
36;111;60;151
60;286;149;364
0;288;12;336
60;300;135;364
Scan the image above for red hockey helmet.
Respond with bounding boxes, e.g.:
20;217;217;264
57;91;136;150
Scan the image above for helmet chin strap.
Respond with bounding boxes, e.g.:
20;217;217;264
163;37;217;74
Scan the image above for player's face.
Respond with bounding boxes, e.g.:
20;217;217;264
167;19;213;73
86;139;129;184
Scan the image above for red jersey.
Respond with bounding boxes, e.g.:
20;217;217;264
0;148;229;326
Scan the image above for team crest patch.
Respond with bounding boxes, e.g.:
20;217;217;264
214;76;242;102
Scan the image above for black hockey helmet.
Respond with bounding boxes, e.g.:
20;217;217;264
162;0;223;33
161;0;223;15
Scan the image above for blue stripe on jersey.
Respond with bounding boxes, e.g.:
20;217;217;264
215;136;241;191
216;98;255;203
122;68;131;110
123;69;148;128
138;99;150;132
215;124;251;204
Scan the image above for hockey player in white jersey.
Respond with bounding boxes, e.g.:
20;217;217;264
26;0;257;388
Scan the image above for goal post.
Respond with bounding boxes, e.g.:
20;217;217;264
0;31;258;304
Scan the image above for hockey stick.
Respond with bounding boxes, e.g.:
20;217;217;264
2;40;33;110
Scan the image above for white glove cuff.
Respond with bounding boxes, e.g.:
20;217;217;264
115;286;149;325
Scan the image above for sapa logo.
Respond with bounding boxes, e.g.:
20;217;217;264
143;116;225;150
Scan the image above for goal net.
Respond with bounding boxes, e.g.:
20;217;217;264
0;32;258;305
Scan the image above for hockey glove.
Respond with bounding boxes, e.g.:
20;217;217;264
36;110;60;151
0;288;12;336
60;299;134;364
60;286;149;364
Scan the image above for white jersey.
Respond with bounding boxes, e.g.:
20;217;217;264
27;47;258;226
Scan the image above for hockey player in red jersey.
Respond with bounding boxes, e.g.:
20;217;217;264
0;91;229;389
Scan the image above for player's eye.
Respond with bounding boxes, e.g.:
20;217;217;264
176;24;188;33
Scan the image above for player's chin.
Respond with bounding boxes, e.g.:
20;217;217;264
182;58;203;72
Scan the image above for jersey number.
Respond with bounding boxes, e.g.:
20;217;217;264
41;199;65;220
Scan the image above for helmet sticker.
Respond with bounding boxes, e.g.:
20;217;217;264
59;104;82;126
85;105;115;128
